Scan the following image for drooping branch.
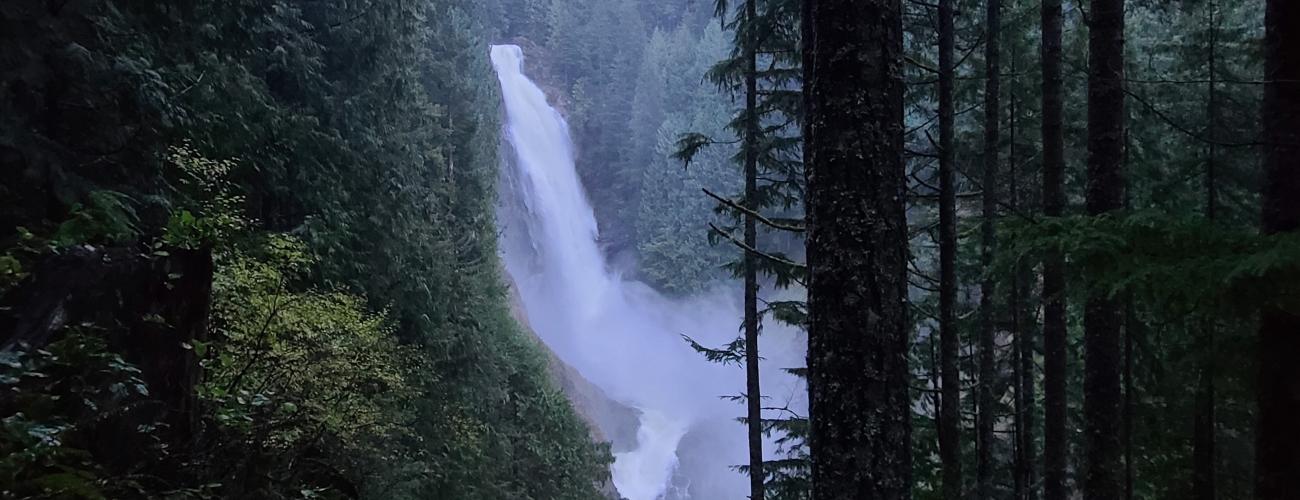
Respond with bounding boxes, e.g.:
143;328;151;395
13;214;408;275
708;223;807;271
1123;87;1265;148
703;188;805;233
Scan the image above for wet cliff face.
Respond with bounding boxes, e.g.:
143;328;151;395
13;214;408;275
503;37;572;116
504;273;639;500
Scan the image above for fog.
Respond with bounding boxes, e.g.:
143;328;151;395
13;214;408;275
491;45;806;499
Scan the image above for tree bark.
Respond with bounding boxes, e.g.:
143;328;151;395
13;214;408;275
1009;46;1038;500
1039;0;1069;498
743;0;766;498
978;0;1000;497
1256;1;1300;498
1123;299;1136;500
937;0;963;497
1193;5;1219;500
803;1;911;498
1084;0;1126;499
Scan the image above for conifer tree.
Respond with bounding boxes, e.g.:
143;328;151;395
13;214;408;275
676;1;806;498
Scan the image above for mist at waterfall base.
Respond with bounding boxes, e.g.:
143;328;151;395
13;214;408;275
490;45;806;499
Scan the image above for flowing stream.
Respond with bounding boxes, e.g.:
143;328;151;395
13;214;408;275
491;44;803;500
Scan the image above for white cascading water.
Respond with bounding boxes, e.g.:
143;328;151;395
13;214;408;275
491;45;805;500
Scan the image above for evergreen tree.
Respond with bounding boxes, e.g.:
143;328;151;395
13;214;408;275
677;0;807;497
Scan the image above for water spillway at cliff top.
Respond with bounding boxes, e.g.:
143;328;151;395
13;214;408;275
490;44;805;499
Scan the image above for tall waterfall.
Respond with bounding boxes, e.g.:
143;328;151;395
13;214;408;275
490;45;804;500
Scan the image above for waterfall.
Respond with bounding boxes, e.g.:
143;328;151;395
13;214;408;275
491;44;804;500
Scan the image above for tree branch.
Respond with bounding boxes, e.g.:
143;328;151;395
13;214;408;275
709;223;807;271
703;188;805;232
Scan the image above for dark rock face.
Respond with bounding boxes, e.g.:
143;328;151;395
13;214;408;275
1;245;213;438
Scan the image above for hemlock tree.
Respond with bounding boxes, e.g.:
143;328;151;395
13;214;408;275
803;0;910;498
676;1;805;498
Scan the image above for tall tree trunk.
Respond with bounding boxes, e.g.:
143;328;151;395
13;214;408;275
978;0;1001;497
937;0;963;497
1010;47;1038;500
1123;299;1136;500
1040;0;1069;496
1123;100;1136;500
1084;1;1126;499
743;1;765;498
1256;1;1300;498
803;0;911;498
1193;329;1215;500
1192;4;1218;500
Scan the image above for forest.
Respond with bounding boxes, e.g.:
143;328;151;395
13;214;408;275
0;0;1297;499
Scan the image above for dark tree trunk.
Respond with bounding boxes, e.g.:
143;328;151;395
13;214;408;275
977;0;1000;497
803;0;910;498
1193;343;1216;499
1193;5;1219;499
937;0;963;497
1084;0;1126;499
1040;0;1069;496
1123;299;1136;500
1010;48;1038;500
1256;1;1300;498
1038;15;1070;500
743;0;765;498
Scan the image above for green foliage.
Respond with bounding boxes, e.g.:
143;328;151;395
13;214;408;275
2;1;613;498
200;235;420;497
634;23;741;294
756;412;810;500
50;191;141;248
0;227;42;292
0;334;165;500
668;2;810;497
1001;211;1300;315
162;146;250;250
899;0;1269;497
